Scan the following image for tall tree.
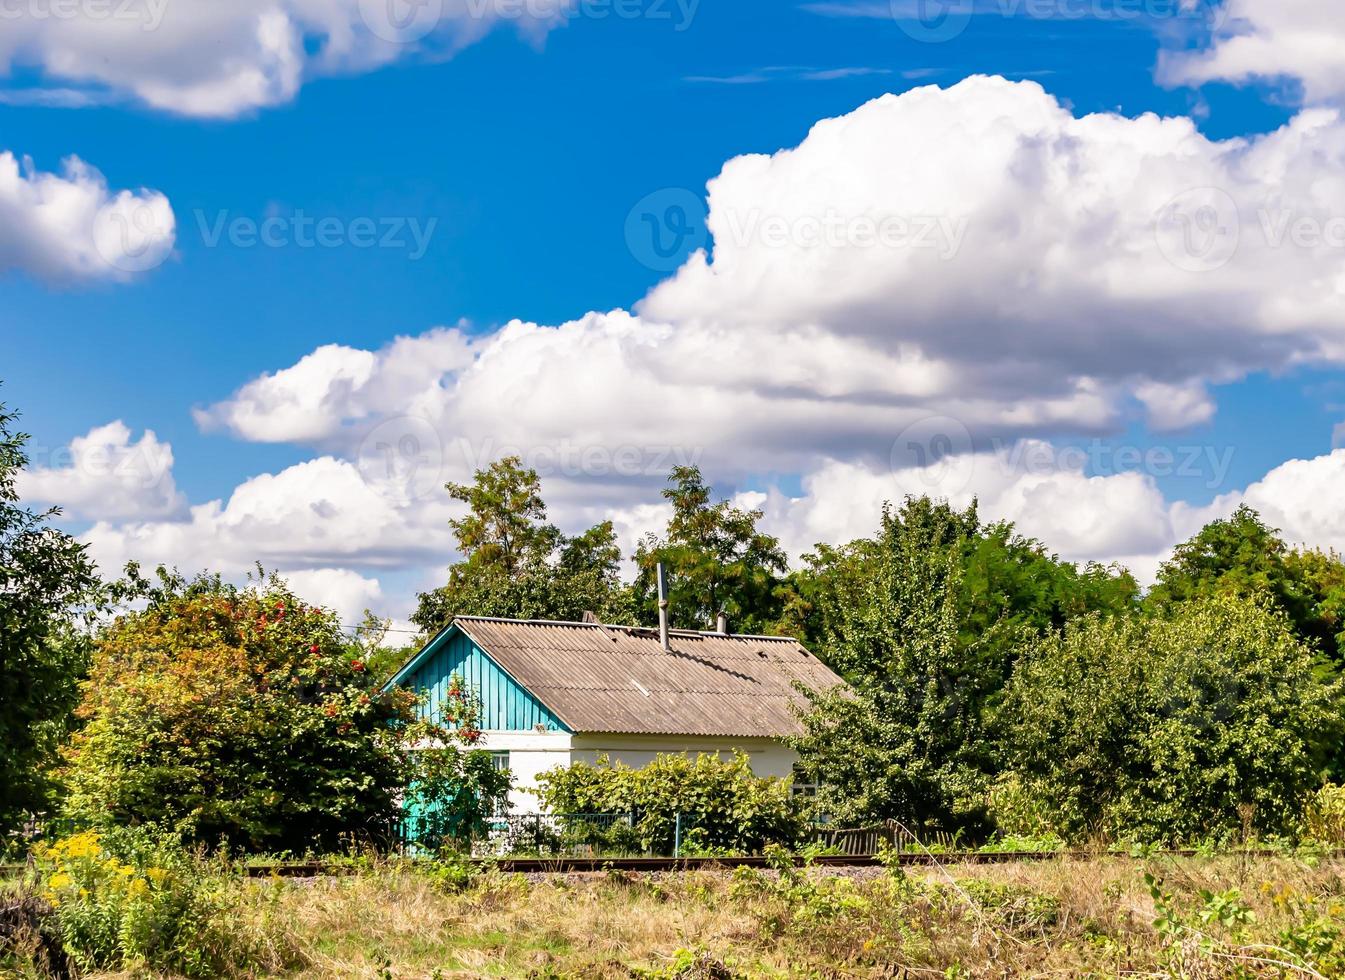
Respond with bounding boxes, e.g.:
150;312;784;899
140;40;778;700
444;456;560;578
0;398;99;833
784;497;1137;677
1148;505;1342;660
633;466;788;632
413;457;632;630
1286;546;1345;661
788;497;1139;833
790;499;1005;833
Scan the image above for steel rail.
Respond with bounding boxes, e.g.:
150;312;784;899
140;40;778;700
5;848;1317;880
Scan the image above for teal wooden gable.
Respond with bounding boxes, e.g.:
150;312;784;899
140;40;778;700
390;624;569;733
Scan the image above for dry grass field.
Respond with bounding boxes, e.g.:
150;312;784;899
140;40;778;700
13;851;1343;979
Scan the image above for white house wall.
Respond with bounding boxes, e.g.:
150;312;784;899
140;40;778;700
477;730;574;814
478;731;800;815
569;734;799;780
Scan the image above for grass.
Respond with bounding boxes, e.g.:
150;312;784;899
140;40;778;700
10;852;1345;977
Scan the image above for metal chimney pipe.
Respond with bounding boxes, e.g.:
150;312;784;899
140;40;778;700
656;562;671;652
716;612;728;635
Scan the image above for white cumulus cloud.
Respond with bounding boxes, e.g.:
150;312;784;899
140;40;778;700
204;78;1345;483
193;329;474;444
81;76;1345;616
0;0;571;118
1179;449;1345;555
81;455;458;582
753;446;1177;583
279;567;385;624
643;76;1345;393
0;151;174;282
17;421;183;521
1160;0;1345;105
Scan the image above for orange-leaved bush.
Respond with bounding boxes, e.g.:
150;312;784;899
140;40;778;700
59;571;454;852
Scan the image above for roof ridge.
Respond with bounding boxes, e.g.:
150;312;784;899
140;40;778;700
454;615;804;644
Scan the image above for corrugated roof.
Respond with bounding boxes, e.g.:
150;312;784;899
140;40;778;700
447;616;846;738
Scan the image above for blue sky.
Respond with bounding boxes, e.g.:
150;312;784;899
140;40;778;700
4;0;1345;623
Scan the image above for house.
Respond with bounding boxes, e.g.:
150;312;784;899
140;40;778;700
384;615;846;814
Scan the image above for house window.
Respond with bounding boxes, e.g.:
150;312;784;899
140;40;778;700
791;763;819;798
490;752;511;816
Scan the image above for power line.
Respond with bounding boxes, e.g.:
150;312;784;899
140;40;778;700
337;622;425;635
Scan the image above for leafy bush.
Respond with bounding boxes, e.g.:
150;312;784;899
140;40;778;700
729;845;875;948
1143;871;1345;977
62;573;506;855
634;946;740;980
788;498;1137;837
787;501;991;835
984;772;1060;841
32;828;292;977
400;733;513;851
61;572;419;852
412;850;478;893
1305;783;1345;845
957;878;1059;929
536;752;804;855
1002;593;1342;845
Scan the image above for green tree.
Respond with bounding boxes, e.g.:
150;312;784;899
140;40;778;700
1002;594;1341;844
1286;547;1345;660
788;497;1138;833
633;466;788;632
790;499;997;834
63;571;498;852
0;399;99;833
413;457;633;630
349;610;422;687
783;497;1137;658
1148;505;1342;660
445;455;560;578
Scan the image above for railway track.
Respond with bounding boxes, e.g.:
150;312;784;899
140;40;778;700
239;848;1208;876
3;848;1304;879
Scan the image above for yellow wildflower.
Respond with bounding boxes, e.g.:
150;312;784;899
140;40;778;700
66;834;88;854
57;832;103;860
